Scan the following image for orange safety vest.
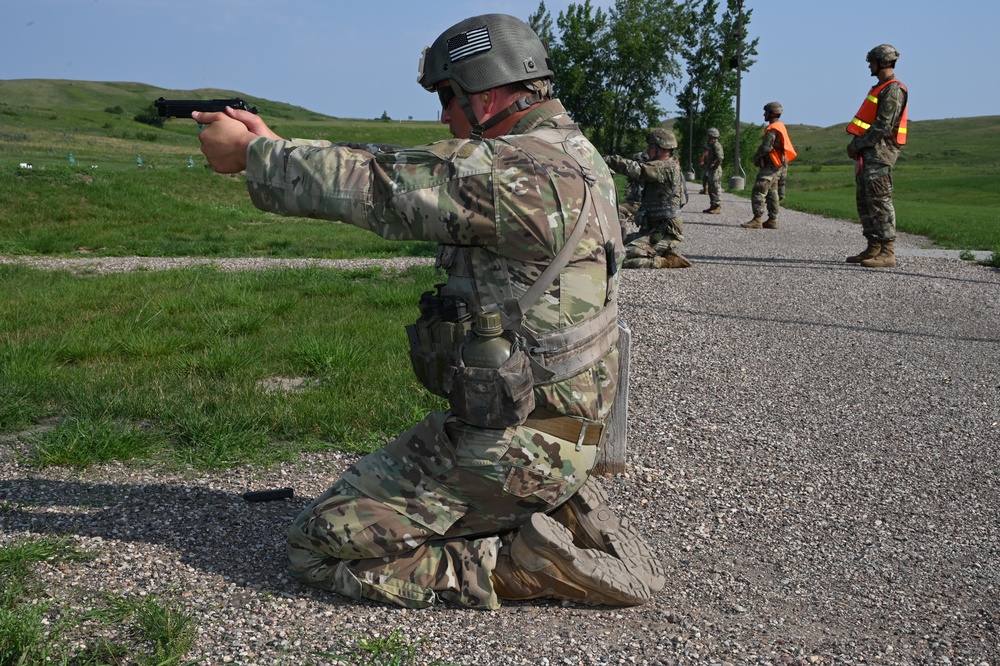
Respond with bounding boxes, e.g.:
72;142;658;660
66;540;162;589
766;121;797;168
847;78;908;145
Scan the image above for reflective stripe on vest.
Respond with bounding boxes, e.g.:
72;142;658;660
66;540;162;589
847;79;908;145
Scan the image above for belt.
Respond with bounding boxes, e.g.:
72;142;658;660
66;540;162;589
523;408;605;448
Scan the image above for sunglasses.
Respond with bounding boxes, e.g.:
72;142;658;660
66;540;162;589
437;86;456;110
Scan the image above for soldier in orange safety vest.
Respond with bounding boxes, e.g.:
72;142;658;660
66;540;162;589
742;101;796;229
845;44;908;268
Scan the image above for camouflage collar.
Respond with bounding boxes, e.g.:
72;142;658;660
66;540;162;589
509;99;571;135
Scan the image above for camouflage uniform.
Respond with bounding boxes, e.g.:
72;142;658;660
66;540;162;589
244;99;625;609
850;79;907;241
704;139;724;208
750;127;787;220
617;151;647;234
606;153;686;269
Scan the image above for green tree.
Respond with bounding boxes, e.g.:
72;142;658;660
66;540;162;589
528;1;556;46
533;0;690;155
675;0;758;178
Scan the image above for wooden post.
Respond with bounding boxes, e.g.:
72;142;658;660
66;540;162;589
595;319;629;475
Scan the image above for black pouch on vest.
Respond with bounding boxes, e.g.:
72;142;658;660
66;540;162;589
405;286;473;398
444;337;535;429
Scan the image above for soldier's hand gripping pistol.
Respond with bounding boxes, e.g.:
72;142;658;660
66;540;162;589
154;97;259;131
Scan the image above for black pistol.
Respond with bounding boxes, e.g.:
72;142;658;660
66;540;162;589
155;97;259;118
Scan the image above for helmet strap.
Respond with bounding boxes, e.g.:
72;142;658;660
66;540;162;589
449;81;544;141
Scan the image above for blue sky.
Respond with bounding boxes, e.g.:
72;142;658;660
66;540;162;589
2;0;996;128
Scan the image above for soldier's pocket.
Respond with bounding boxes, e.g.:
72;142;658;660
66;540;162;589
865;165;893;198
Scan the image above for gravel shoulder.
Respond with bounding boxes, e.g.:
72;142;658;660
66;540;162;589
2;192;999;665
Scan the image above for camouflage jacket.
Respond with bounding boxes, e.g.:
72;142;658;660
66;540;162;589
704;140;724;170
849;78;907;167
245;100;623;421
606;154;684;222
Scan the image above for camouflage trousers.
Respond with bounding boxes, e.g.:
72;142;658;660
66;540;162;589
622;217;683;269
855;161;896;241
618;201;642;236
705;166;722;207
751;165;784;219
286;410;599;610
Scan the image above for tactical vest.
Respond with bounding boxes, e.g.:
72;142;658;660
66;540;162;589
765;122;797;168
847;78;908;145
406;124;622;403
638;158;683;222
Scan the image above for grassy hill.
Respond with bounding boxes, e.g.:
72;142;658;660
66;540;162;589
0;78;450;171
0;79;997;256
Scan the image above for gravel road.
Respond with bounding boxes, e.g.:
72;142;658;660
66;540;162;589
2;189;998;665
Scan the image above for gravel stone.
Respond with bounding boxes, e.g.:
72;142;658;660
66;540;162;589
1;189;998;664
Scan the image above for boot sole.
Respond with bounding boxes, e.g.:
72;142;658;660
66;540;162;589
514;513;651;606
563;481;666;592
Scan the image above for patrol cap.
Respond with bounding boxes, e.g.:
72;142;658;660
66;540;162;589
646;128;678;149
866;44;900;65
707;127;720;138
418;14;554;94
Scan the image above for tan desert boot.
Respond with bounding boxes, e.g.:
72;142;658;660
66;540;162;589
741;217;763;229
762;217;778;229
492;513;651;606
702;206;722;214
860;240;896;268
659;250;692;268
846;235;881;263
550;478;666;593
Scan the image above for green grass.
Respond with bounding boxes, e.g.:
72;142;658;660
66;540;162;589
0;534;200;665
1;263;445;468
317;629;459;666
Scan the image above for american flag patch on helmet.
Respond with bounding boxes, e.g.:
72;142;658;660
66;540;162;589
447;26;492;61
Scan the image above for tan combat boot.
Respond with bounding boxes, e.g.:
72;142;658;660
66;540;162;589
846;235;881;263
550;478;666;593
491;513;651;606
659;250;692;268
860;240;896;268
741;217;763;229
762;217;778;229
702;205;722;214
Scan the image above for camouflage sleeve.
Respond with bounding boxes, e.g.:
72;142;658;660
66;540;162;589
850;82;907;152
244;136;500;247
705;143;723;168
753;129;777;165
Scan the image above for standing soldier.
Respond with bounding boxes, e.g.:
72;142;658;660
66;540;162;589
742;102;796;229
701;127;724;214
846;44;908;268
606;129;691;269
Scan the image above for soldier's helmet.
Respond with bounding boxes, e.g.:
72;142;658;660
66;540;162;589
707;127;720;138
764;101;783;116
646;128;678;149
418;14;554;94
866;44;900;65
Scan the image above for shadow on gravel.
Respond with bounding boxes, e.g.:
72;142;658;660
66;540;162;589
0;477;349;603
691;255;1000;285
668;307;1000;345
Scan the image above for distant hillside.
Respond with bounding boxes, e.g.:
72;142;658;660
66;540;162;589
662;114;1000;169
0;78;333;121
0;79;449;170
2;79;998;172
